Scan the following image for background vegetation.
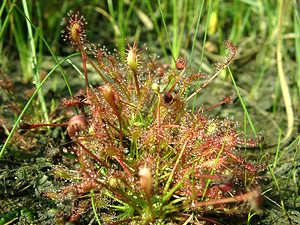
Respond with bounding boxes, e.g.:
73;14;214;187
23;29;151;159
0;0;299;224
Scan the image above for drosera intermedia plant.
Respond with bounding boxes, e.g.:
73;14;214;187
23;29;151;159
23;11;263;224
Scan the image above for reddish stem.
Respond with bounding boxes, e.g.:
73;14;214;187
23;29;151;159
80;48;89;95
204;96;232;111
20;122;68;129
156;96;161;154
224;150;256;172
113;156;133;179
74;137;109;168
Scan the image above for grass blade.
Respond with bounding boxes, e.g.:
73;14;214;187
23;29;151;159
22;0;49;122
276;0;294;145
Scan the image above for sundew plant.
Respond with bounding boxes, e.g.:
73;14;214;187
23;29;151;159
18;10;264;224
1;0;300;224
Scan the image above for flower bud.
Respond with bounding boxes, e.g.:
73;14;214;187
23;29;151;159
151;82;160;93
163;92;173;103
175;57;186;70
126;43;138;72
67;115;88;137
99;84;120;115
139;165;152;197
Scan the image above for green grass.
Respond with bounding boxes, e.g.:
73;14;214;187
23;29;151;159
0;1;299;224
21;0;48;122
